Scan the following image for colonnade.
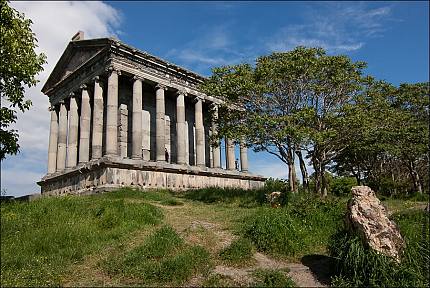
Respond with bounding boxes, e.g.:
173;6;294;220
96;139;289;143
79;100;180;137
46;68;248;174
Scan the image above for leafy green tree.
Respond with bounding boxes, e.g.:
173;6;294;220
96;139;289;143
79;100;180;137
201;47;367;196
0;0;46;160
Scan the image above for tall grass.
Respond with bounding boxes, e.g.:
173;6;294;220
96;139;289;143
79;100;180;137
1;192;163;287
242;193;346;257
329;210;429;287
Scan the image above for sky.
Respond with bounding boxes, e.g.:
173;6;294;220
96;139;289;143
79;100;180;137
2;1;429;197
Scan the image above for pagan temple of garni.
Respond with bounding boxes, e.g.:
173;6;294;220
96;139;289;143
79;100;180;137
38;31;266;195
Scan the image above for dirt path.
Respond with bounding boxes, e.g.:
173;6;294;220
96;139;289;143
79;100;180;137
159;201;327;287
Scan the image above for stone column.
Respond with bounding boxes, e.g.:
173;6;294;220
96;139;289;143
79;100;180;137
240;139;248;172
47;106;58;174
226;137;235;170
56;101;67;172
156;83;167;162
211;104;221;168
66;94;79;168
132;76;143;159
106;67;119;156
195;97;205;167
78;84;91;163
92;76;103;159
176;90;186;165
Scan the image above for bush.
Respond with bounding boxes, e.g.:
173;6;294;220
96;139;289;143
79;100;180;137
329;177;357;196
219;238;254;263
264;178;288;193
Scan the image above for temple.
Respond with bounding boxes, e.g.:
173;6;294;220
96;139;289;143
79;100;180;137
37;32;266;195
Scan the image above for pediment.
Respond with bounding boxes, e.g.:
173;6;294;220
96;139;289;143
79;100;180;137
42;39;110;94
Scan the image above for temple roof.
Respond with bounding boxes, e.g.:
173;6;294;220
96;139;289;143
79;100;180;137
42;37;207;95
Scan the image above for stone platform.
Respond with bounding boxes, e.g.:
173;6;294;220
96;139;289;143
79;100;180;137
37;157;267;196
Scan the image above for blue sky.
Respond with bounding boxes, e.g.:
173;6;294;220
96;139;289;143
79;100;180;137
2;1;429;196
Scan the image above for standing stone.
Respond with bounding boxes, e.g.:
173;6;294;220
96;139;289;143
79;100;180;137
132;76;143;159
56;101;67;172
176;91;186;165
47;106;58;174
106;67;119;156
156;83;166;162
212;104;221;168
195;97;205;167
240;139;248;172
92;76;103;160
346;186;405;262
66;94;79;168
79;84;91;163
226;138;235;170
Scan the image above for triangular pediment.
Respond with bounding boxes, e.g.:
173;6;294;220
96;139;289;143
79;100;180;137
42;38;111;94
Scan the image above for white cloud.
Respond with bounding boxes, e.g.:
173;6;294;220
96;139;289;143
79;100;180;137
1;1;121;196
267;3;393;53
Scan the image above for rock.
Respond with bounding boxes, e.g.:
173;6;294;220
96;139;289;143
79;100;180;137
267;191;282;208
346;186;405;262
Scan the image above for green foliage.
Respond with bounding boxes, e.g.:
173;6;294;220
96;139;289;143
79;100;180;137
242;194;346;257
252;269;296;287
181;187;267;207
329;176;357;196
219;237;254;264
102;225;211;285
0;193;163;286
329;210;429;287
264;178;288;193
0;0;47;159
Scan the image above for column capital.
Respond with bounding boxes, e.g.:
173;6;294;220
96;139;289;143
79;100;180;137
155;83;167;91
106;65;121;75
58;100;65;105
133;75;144;81
193;95;204;103
69;92;77;98
176;89;187;96
48;105;57;111
80;83;87;90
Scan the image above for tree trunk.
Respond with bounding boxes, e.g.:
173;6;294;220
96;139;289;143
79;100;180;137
295;148;309;192
409;161;423;194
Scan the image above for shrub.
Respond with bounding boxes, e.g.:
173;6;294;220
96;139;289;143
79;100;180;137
329;177;357;196
219;238;254;263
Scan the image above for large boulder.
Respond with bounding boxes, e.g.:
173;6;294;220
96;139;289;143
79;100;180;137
346;186;405;262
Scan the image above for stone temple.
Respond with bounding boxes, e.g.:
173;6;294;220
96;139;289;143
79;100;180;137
38;32;266;195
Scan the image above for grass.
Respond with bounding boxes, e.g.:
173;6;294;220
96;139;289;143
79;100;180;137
1;192;163;287
101;225;211;285
1;185;427;287
219;237;254;264
251;269;296;287
328;209;429;287
242;193;346;258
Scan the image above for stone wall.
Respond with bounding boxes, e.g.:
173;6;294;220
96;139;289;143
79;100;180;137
38;157;266;196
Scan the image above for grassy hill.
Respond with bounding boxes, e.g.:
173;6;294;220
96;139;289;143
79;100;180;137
1;187;428;287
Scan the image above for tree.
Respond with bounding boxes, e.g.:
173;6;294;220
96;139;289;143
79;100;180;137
0;0;46;160
201;47;367;196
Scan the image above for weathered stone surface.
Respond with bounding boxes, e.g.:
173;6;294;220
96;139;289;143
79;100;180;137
346;186;405;262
